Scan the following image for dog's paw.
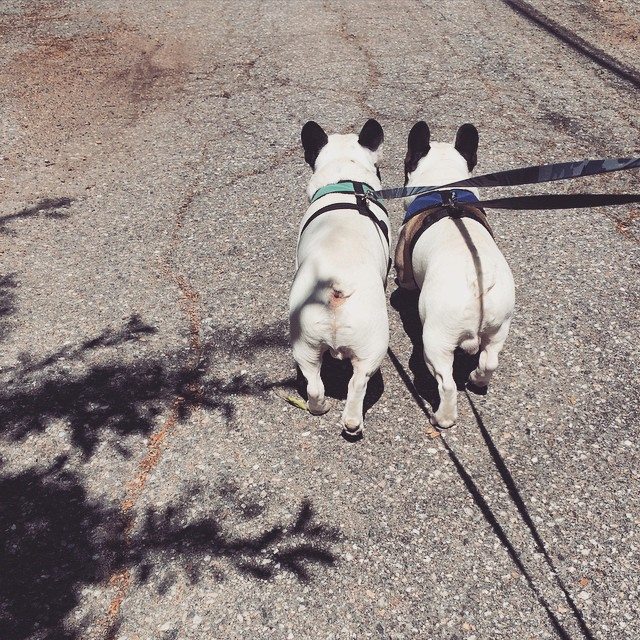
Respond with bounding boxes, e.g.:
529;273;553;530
466;380;488;396
308;399;331;415
342;416;363;436
468;371;490;388
341;427;363;442
431;412;457;430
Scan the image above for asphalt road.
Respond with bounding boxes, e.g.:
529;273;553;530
1;1;639;639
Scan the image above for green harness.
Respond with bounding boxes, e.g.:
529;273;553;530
302;180;389;246
310;180;380;204
301;181;391;281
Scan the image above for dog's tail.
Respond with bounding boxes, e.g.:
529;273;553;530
460;333;480;355
327;281;355;309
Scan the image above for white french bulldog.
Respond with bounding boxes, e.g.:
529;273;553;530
403;122;515;428
289;120;389;435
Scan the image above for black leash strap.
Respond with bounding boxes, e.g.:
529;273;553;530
465;192;640;211
408;207;493;256
376;157;640;200
404;193;640;252
299;201;390;245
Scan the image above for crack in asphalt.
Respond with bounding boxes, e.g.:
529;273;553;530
323;0;383;124
96;144;209;640
93;78;301;635
216;144;299;191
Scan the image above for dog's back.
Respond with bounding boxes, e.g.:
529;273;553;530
290;208;388;356
412;214;514;349
288;120;389;435
401;122;514;428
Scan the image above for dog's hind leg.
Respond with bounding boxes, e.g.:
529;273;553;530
341;353;384;436
293;342;330;415
469;319;511;388
423;335;457;429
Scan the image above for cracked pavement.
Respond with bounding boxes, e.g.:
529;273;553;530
1;1;639;639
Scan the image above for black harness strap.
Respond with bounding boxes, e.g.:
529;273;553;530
460;192;640;211
408;204;493;255
299;197;390;246
300;181;392;279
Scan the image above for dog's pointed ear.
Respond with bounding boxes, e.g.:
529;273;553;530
405;121;430;180
454;123;479;171
358;119;384;152
301;121;328;168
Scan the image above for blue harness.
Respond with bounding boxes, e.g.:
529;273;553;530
403;189;479;224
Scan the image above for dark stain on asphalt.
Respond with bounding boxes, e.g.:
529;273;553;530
2;5;192;166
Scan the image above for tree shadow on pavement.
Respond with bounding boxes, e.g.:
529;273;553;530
0;459;340;640
0;197;74;235
1;315;338;639
136;492;340;585
0;316;293;459
205;318;291;361
0;457;122;640
390;287;480;412
0;273;18;342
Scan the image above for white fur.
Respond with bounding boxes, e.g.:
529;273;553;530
407;141;515;428
289;133;389;433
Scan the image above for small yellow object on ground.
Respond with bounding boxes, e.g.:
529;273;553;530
284;395;309;411
273;389;309;412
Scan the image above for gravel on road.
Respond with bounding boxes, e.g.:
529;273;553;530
1;1;638;639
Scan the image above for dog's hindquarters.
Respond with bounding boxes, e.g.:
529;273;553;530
469;316;512;388
414;230;514;427
289;263;388;430
333;280;388;432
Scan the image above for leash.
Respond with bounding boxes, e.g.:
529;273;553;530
374;156;640;207
402;189;640;226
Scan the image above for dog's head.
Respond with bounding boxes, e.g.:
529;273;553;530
404;122;479;187
301;120;384;198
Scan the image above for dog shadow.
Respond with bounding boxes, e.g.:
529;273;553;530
390;287;481;412
296;355;384;417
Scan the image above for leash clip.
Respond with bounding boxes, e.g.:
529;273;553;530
441;190;458;209
354;190;370;213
